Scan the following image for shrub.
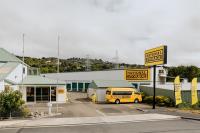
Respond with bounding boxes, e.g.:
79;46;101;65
191;103;200;110
176;102;191;109
156;96;174;107
0;89;26;118
143;95;174;107
140;92;147;100
143;96;153;104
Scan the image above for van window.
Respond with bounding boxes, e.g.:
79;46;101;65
112;91;132;95
106;90;111;95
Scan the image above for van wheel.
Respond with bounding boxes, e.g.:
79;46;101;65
115;99;120;104
134;99;139;103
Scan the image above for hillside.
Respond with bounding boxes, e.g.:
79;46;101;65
16;56;200;82
17;56;145;74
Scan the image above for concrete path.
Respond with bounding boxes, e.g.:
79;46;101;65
0;113;180;128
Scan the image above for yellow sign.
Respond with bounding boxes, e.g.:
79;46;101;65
174;76;182;105
58;89;64;94
124;69;150;81
191;78;198;105
145;45;167;66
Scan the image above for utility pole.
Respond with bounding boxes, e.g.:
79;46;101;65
22;33;25;90
56;35;60;113
22;34;25;64
19;33;25;119
57;35;60;74
85;54;91;71
113;50;119;69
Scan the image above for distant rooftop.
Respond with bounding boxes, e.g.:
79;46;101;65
91;80;133;88
43;70;125;81
19;75;66;85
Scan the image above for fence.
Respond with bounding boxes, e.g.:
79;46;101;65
140;86;200;104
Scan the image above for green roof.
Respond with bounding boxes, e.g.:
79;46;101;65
0;62;20;81
91;80;133;88
19;75;66;85
4;79;18;85
0;48;22;62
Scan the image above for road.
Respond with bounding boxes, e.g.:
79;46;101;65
1;119;200;133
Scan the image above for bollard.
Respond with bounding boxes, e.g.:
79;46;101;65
47;102;52;115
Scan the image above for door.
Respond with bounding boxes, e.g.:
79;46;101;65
36;87;50;102
78;83;83;92
36;88;42;101
72;82;77;92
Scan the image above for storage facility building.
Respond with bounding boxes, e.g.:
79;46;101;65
43;68;159;92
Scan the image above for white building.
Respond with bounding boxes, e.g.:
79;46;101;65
0;48;67;103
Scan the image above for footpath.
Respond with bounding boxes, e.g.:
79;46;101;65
0;113;180;129
136;106;200;120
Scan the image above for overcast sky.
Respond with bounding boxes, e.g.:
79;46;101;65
0;0;200;66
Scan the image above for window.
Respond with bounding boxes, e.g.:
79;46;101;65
112;91;132;95
27;87;34;102
106;91;111;95
51;87;56;101
23;67;25;74
159;70;164;74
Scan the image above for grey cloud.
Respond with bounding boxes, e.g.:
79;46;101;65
0;0;200;66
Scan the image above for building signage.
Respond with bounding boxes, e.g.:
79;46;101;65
58;89;64;94
145;45;167;66
174;76;182;105
124;69;150;81
191;78;198;105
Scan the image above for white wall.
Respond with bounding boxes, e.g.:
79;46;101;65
18;86;27;102
96;89;107;102
0;81;4;92
6;63;27;83
150;67;167;85
56;85;67;103
87;88;95;98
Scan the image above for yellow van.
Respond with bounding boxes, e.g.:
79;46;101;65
105;88;142;104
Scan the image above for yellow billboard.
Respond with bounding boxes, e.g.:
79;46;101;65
191;78;198;105
145;45;167;66
174;76;182;105
124;69;151;81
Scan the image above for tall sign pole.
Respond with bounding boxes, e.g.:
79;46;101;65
153;65;156;109
144;45;167;109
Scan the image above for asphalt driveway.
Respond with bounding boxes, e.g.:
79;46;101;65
27;92;148;118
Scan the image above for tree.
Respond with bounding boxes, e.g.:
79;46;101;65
185;66;200;82
167;65;200;82
0;89;25;119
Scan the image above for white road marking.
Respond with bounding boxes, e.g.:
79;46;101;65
96;110;106;116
